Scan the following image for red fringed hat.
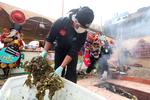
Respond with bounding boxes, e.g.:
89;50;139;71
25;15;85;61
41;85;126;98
10;10;25;24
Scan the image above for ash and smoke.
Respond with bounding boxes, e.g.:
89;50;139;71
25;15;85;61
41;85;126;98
102;6;150;71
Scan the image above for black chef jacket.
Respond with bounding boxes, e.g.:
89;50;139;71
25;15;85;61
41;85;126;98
46;17;87;58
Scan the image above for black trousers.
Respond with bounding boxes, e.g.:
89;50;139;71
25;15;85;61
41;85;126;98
54;48;78;83
86;55;99;73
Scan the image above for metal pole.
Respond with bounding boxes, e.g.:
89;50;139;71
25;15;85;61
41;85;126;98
61;0;64;17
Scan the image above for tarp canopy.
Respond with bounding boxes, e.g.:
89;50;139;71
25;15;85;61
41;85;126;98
0;2;54;43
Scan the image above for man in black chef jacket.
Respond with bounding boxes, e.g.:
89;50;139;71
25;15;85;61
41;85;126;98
41;6;94;83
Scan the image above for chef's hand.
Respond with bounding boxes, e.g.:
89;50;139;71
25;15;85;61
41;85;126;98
40;50;48;58
54;66;63;76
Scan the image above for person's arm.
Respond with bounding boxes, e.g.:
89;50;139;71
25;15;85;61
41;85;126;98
41;18;63;58
43;41;52;51
66;33;87;66
55;33;87;76
60;55;72;68
57;33;87;69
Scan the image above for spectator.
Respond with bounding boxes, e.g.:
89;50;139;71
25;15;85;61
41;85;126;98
98;40;112;81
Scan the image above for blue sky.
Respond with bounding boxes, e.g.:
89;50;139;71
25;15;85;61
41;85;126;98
1;0;150;25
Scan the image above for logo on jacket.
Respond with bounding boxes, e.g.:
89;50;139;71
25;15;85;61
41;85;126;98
59;29;66;36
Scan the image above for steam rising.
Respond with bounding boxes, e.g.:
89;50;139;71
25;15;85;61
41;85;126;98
102;6;150;71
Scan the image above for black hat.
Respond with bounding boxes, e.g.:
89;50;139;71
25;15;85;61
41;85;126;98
75;7;94;28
